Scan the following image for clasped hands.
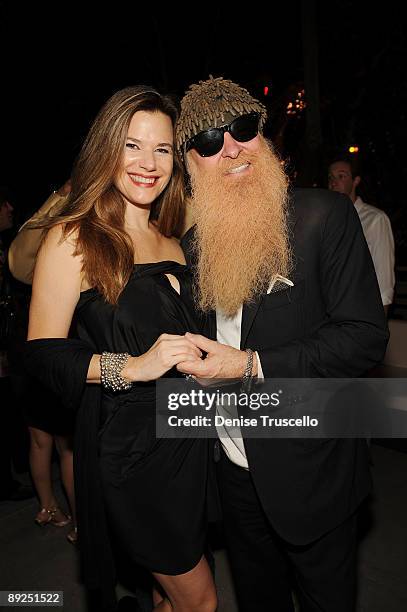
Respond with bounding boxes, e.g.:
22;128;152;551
177;332;257;383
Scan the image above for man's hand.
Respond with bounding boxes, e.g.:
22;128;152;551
177;332;258;380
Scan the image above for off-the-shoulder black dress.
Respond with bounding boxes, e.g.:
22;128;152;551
75;261;210;575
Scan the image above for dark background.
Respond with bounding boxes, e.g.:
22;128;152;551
1;1;406;260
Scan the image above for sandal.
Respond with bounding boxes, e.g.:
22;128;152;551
66;527;78;545
35;507;71;527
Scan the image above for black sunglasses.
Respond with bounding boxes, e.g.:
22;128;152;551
185;112;260;157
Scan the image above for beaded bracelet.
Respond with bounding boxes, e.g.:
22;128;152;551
100;352;132;391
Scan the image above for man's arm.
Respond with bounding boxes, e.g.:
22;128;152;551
257;196;389;377
8;187;69;284
369;213;395;312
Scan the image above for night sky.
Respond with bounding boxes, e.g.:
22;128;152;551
1;1;406;255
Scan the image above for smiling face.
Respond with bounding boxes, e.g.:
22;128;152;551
186;129;262;179
114;110;174;208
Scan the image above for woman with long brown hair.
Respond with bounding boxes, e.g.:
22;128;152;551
24;86;217;612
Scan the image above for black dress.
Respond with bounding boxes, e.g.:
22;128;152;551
75;261;210;575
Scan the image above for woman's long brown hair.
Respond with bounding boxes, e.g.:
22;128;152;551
30;86;185;304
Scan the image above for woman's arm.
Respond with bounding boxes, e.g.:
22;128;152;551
28;224;81;338
28;223;103;383
8;191;68;285
28;225;202;385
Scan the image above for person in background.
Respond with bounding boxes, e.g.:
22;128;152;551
27;386;76;539
6;183;76;542
328;156;395;315
8;181;71;285
0;187;34;502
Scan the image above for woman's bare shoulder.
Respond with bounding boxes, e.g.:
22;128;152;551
42;223;79;254
36;224;83;282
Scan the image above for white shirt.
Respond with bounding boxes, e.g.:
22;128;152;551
216;275;293;469
354;197;395;306
216;306;250;469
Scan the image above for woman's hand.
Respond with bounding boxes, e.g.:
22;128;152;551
121;334;203;382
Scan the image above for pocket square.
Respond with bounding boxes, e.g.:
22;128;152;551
267;275;294;294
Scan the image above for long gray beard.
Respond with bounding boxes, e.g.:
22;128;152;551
188;138;292;315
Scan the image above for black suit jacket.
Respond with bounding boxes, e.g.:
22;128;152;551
182;187;389;545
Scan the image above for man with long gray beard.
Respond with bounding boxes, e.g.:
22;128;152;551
176;77;389;612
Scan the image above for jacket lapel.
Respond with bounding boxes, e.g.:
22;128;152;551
240;299;263;348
